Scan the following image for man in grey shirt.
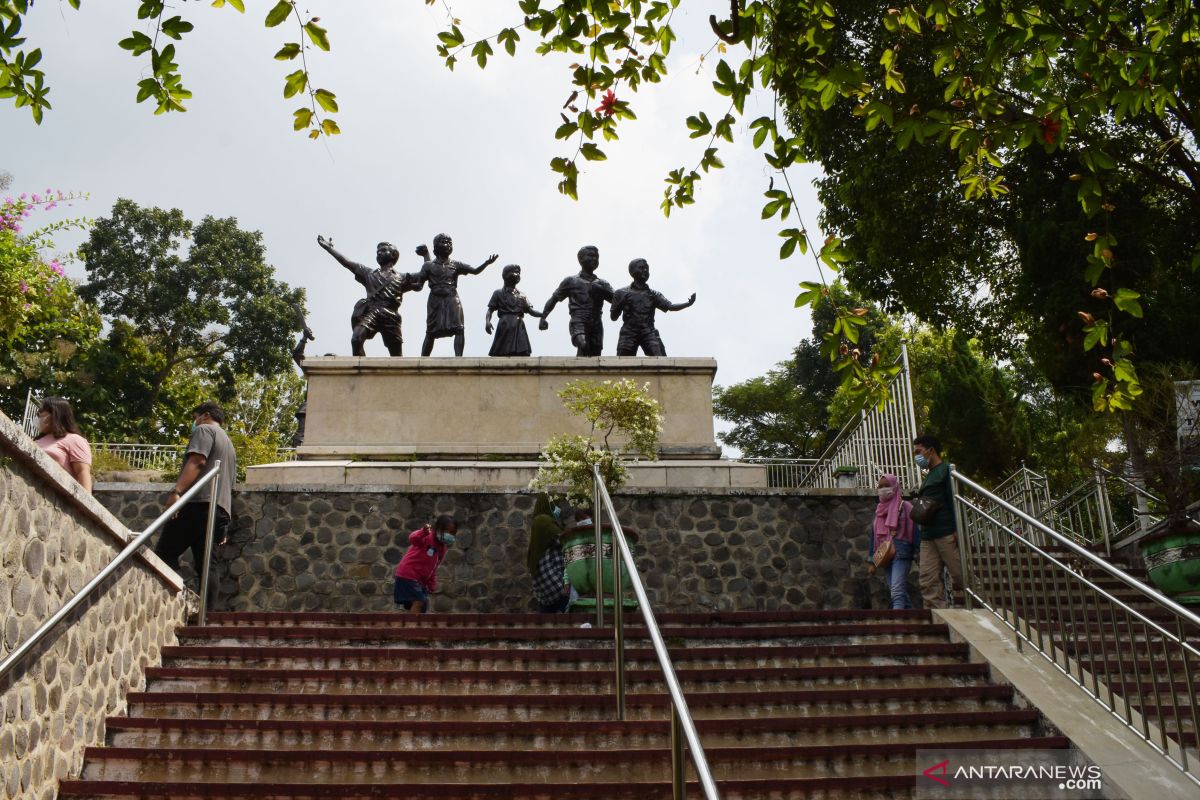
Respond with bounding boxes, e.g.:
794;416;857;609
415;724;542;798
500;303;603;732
154;401;237;580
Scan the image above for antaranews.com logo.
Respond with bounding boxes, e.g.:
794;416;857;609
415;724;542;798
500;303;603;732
916;749;1113;799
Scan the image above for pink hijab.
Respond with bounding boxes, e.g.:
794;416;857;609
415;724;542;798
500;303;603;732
874;473;914;544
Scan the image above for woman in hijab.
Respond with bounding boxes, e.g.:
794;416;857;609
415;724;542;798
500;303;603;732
528;494;572;613
871;473;916;609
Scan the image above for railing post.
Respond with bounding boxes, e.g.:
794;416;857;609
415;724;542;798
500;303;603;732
1094;465;1114;558
612;496;626;721
670;704;685;800
949;466;973;611
900;341;920;485
197;468;221;627
594;474;604;629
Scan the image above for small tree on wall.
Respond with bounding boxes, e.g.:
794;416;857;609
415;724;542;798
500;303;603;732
531;379;662;505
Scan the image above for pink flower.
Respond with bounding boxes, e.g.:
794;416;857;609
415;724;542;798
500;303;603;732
48;260;65;277
19;280;28;293
22;303;31;311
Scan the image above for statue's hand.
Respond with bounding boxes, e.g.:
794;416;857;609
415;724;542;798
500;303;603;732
304;326;315;341
415;244;429;258
688;293;697;305
538;319;550;331
483;254;499;267
317;235;331;249
485;321;494;335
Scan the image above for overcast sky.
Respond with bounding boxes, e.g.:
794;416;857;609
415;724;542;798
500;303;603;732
8;1;828;442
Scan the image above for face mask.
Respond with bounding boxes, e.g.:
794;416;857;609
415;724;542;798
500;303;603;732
915;454;929;469
878;487;895;501
437;532;456;545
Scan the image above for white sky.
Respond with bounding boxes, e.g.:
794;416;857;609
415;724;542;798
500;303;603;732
7;1;827;441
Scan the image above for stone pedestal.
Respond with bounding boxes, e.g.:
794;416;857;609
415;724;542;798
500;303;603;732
248;356;766;489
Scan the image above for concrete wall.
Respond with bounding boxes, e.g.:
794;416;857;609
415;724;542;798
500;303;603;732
0;413;188;800
95;484;910;613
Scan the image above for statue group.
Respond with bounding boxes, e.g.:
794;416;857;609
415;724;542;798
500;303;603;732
317;236;696;358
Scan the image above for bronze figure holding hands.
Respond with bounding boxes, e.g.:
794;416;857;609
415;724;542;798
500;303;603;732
610;258;696;356
539;245;614;356
486;265;543;357
415;233;498;357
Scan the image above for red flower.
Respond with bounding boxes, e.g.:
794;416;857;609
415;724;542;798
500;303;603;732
597;89;617;117
1038;116;1061;145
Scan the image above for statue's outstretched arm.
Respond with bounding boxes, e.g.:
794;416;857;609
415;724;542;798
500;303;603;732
667;293;697;312
464;254;499;275
316;235;356;271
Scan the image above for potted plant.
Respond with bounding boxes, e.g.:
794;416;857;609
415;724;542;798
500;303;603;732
1124;366;1200;605
834;464;860;489
531;379;662;609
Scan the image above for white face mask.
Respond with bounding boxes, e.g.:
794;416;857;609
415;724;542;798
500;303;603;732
878;487;896;501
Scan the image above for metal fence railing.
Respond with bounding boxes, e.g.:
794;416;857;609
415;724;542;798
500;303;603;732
730;458;818;488
796;342;920;490
952;468;1200;785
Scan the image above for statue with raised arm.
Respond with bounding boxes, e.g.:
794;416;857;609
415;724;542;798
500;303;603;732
317;235;421;356
538;245;614;356
485;264;543;357
610;258;696;356
414;233;498;357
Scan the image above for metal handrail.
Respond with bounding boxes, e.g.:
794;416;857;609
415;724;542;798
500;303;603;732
797;342;920;489
951;467;1200;781
591;465;721;800
0;463;222;682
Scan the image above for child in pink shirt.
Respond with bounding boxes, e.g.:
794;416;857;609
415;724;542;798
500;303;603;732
394;515;457;613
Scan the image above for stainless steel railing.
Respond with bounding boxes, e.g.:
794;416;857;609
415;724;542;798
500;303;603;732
0;462;223;682
797;342;920;490
730;458;818;488
952;467;1200;783
591;465;721;800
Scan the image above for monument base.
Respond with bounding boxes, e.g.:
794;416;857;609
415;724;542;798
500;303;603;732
245;459;767;490
297;356;722;461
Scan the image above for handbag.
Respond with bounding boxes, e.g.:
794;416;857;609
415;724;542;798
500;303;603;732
909;494;941;525
869;536;896;575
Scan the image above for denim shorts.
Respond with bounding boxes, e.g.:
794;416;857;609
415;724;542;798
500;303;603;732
393;578;428;611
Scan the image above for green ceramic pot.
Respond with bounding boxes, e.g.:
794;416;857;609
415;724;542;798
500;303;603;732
1138;521;1200;605
561;523;639;606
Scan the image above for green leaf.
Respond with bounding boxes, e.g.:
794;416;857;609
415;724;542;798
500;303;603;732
292;106;312;131
264;0;291;28
274;42;301;61
283;69;306;99
580;143;606;161
313;88;337;113
304;21;330;51
321;118;340;135
1113;288;1143;318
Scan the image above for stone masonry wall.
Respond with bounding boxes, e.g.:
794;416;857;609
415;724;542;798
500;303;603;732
0;414;188;800
96;484;916;613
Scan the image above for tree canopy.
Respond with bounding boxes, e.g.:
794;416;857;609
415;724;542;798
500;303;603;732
6;1;1197;415
78;198;304;420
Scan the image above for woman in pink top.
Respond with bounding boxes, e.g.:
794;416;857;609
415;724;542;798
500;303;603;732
34;397;93;493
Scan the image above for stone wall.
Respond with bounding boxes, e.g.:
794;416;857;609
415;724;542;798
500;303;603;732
0;414;188;800
96;484;915;613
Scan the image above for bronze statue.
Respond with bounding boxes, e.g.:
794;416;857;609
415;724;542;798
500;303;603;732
538;245;614;356
317;235;421;356
415;233;498;357
610;258;696;356
485;265;543;357
289;303;315;447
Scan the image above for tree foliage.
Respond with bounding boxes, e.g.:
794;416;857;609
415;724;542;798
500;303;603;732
532;378;662;504
1;0;338;137
78;198;305;418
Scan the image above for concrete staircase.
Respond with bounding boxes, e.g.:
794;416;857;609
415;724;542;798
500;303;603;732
59;610;1073;798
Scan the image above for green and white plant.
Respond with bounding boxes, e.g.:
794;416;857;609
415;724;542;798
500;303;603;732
531;378;662;505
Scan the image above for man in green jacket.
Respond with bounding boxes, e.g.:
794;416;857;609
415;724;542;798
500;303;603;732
914;435;962;608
